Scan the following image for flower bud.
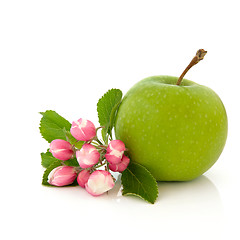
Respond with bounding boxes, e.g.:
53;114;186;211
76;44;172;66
85;170;115;196
76;144;100;168
70;118;96;141
77;170;91;188
49;139;74;161
105;140;126;164
48;166;77;186
109;155;130;172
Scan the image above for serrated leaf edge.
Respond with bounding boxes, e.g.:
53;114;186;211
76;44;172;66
121;162;159;204
39;110;71;143
122;192;155;204
97;88;122;126
97;88;122;143
42;160;62;186
40;151;56;168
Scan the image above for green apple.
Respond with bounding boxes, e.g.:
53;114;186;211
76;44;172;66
114;50;228;181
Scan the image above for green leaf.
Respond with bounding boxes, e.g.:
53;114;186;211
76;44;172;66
42;160;78;187
39;110;71;143
64;129;84;149
64;157;79;167
41;151;79;168
74;141;84;149
42;160;62;186
41;151;56;168
121;162;158;204
97;89;122;142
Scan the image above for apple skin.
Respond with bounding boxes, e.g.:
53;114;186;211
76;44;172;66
115;76;228;181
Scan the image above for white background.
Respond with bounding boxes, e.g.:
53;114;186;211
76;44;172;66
1;1;239;239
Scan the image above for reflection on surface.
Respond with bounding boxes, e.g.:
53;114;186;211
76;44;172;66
110;174;222;207
108;174;224;238
42;174;224;239
156;175;223;219
47;173;222;214
157;175;221;203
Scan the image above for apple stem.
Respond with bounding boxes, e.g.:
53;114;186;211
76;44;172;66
176;49;207;86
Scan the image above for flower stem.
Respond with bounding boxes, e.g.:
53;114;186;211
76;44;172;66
92;136;104;146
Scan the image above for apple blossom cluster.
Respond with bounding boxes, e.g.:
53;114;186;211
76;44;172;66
47;118;130;196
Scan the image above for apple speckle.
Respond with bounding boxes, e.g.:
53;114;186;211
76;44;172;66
115;75;228;181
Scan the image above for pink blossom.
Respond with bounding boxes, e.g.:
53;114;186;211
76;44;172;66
85;170;115;196
77;170;91;188
48;166;77;186
70;118;96;141
109;155;130;172
49;139;74;161
105;140;126;164
76;144;100;168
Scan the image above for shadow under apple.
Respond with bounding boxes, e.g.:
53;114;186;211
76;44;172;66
156;175;224;224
